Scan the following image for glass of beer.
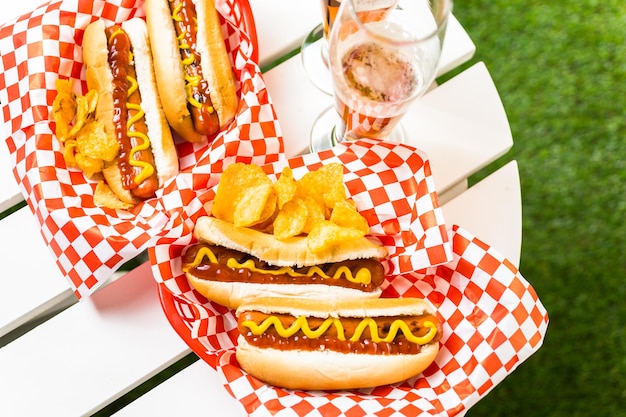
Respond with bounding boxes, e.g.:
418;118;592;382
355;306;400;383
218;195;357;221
301;1;342;95
310;0;453;152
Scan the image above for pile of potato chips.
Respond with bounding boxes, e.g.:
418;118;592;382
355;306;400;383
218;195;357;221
52;79;132;209
52;79;117;177
212;162;371;253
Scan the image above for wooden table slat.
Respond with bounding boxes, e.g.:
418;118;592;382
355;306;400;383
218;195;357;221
0;206;73;339
0;262;190;417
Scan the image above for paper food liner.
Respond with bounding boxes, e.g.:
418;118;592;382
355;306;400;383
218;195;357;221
157;224;549;416
0;0;277;298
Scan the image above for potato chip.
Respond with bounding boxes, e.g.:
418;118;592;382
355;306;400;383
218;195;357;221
52;80;78;142
76;120;118;162
297;162;346;210
213;163;275;227
212;162;372;244
67;93;92;139
85;89;99;114
273;198;308;240
301;196;326;234
63;139;79;167
54;78;74;98
94;181;134;210
329;199;370;235
274;166;297;209
256;190;278;226
307;220;364;253
75;153;104;178
51;81;131;207
233;184;275;227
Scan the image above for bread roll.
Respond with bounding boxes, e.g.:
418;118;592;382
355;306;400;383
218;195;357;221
82;18;178;205
193;216;388;268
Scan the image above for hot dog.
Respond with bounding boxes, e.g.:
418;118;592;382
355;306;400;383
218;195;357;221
235;296;442;390
182;216;389;309
145;0;239;142
82;18;178;205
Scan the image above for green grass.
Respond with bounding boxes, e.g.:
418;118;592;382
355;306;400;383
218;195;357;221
443;1;626;416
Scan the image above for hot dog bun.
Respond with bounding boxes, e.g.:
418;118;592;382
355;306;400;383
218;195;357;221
83;18;178;205
193;216;388;267
184;216;388;309
187;278;383;311
235;297;441;390
145;0;238;142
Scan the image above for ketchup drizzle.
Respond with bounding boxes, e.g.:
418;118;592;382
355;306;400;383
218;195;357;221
106;26;135;190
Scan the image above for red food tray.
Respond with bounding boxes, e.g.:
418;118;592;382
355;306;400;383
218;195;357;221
156;222;548;416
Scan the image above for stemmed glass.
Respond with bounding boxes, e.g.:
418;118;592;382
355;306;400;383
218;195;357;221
310;0;453;152
300;1;341;95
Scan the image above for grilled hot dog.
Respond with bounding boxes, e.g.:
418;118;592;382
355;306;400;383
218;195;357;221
235;297;442;390
83;18;178;205
145;0;238;142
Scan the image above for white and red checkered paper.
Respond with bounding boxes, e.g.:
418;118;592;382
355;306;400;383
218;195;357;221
0;0;452;300
157;224;548;416
0;0;280;298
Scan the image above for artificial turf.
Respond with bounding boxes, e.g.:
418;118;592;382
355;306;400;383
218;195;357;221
442;1;626;416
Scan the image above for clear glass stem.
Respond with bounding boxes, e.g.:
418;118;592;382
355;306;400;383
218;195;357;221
309;106;406;153
300;24;333;95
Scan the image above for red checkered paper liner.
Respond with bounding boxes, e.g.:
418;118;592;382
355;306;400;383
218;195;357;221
0;0;279;298
157;225;548;416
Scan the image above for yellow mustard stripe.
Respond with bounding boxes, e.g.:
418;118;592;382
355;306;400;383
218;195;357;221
185;83;204;109
125;75;154;185
172;3;183;22
184;246;372;285
181;53;195;66
184;74;202;85
349;317;437;344
170;2;208;110
242;316;438;345
243;316;346;341
107;28;125;45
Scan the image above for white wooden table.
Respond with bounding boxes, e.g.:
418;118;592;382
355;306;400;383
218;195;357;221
0;1;520;415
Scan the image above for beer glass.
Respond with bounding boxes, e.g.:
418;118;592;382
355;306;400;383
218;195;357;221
300;1;341;95
310;0;453;152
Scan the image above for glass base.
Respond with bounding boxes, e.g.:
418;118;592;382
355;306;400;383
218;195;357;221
309;106;406;153
301;24;333;96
